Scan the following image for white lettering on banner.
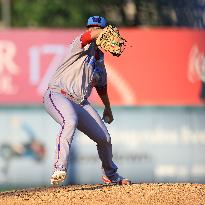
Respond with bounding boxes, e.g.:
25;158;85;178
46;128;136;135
110;128;179;146
0;75;18;94
154;165;188;177
155;164;205;177
0;40;19;94
29;47;40;85
76;126;205;146
180;126;205;144
192;165;205;176
29;45;66;95
76;127;205;146
188;45;205;82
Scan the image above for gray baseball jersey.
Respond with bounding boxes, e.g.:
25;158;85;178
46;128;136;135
48;35;107;101
44;33;120;182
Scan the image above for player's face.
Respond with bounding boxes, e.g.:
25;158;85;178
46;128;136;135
87;26;102;50
88;26;101;31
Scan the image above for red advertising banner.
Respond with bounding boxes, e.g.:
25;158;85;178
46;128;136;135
0;28;205;105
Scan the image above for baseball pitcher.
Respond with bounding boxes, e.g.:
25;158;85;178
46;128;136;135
43;16;130;185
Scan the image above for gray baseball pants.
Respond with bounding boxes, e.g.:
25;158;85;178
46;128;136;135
43;89;118;180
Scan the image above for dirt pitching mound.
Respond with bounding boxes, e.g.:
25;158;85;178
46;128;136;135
0;183;205;205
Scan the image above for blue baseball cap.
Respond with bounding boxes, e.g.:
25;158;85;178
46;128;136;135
86;16;107;28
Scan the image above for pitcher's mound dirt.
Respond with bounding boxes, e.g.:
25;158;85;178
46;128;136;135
0;183;205;205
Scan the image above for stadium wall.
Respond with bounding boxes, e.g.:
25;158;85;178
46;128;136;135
0;28;205;189
0;106;205;189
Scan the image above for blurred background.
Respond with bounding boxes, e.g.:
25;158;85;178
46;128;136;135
0;0;205;191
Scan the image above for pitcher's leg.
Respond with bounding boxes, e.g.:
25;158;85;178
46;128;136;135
77;103;118;180
44;90;78;171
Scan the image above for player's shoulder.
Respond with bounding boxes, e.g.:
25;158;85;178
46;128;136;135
69;33;85;52
71;34;82;45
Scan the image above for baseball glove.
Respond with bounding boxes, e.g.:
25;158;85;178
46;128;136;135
96;25;126;57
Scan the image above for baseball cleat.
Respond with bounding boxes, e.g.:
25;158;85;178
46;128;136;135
102;175;131;185
50;170;66;185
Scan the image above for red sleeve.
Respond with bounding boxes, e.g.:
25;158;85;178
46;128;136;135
95;85;107;96
80;31;92;48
